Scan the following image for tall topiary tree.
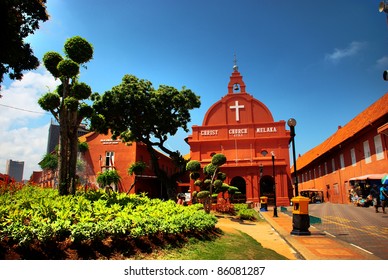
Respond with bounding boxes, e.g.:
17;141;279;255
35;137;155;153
186;153;229;213
38;36;94;195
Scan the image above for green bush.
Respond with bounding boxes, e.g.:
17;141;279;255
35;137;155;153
186;160;201;172
234;204;260;221
0;186;217;245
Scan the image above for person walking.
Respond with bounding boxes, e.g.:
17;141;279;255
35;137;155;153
380;184;388;214
369;185;380;213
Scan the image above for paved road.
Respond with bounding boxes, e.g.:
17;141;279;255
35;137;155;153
307;203;388;259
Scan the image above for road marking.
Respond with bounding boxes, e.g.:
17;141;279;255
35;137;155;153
350;243;374;255
320;217;388;239
323;231;336;238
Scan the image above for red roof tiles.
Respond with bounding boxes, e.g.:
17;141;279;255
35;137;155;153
295;93;388;170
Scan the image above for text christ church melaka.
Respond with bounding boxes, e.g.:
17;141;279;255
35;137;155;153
186;63;293;206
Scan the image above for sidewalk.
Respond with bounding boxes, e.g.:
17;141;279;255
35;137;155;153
216;207;381;260
259;208;381;260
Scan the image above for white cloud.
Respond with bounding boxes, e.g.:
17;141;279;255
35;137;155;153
376;56;388;69
325;41;367;63
0;67;59;179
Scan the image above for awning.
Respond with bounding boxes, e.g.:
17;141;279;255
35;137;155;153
348;174;386;181
377;122;388;136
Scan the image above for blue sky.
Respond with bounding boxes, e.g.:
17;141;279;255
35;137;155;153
1;0;388;179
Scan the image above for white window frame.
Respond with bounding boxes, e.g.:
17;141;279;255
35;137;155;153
350;148;356;166
105;151;115;167
340;154;345;170
363;140;371;164
374;135;384;161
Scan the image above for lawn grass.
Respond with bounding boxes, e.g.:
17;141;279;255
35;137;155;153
129;229;288;260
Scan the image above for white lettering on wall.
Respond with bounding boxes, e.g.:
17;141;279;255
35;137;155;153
229;128;248;137
100;139;120;145
256;127;277;133
200;130;219;136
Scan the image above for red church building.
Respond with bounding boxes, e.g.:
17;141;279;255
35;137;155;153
187;63;293;206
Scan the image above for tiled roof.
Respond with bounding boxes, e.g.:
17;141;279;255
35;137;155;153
78;131;95;143
294;93;388;170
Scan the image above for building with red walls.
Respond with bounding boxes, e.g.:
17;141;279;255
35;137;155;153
187;64;293;206
79;132;178;198
292;93;388;204
35;131;178;198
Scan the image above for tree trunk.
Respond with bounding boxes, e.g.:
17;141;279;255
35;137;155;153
58;80;69;195
58;78;80;196
68;119;78;195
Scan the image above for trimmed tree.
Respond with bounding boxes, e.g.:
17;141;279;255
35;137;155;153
38;36;94;195
186;153;229;213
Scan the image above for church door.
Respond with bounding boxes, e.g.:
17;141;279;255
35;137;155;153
260;175;275;205
230;176;246;203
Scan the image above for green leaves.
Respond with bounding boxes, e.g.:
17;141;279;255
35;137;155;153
64;96;78;111
96;169;121;188
64;36;94;64
128;161;147;176
42;51;63;78
91;74;200;155
211;154;227;166
186;160;201;172
72;82;92;100
39;153;58;171
0;186;217;245
38;92;60;111
57;59;79;78
40;36;95;196
1;0;49;85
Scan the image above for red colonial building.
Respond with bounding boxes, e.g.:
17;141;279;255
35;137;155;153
187;64;293;206
79;132;178;197
292;93;388;204
35;131;178;198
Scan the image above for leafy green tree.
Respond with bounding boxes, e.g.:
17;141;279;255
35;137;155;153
186;153;229;213
38;36;94;195
39;153;59;173
91;74;200;199
96;169;121;192
0;0;49;91
127;161;147;194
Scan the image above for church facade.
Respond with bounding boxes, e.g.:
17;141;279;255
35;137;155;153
187;64;293;206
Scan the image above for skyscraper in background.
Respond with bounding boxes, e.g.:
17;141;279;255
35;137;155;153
47;119;60;154
6;159;24;182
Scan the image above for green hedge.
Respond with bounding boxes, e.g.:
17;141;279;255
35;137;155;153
234;204;261;221
0;186;217;245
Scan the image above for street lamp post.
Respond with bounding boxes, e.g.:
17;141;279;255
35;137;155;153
272;151;278;217
287;118;311;235
287;118;298;196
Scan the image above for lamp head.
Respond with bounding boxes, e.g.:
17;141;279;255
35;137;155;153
383;70;388;81
379;1;388;13
287;118;297;127
261;149;268;157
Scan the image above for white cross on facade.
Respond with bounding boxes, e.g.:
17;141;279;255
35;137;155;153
230;100;244;122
